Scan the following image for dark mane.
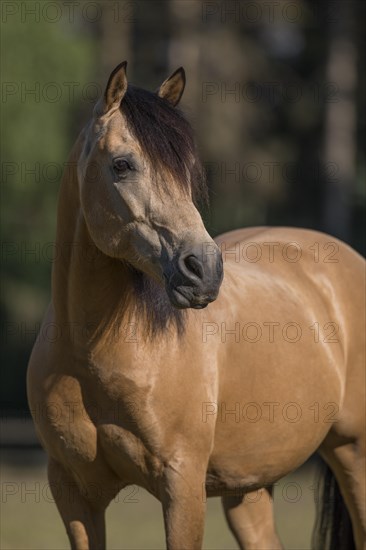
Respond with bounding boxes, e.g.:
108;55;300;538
121;84;208;206
130;268;187;339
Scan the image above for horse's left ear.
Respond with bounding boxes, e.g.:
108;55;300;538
95;61;128;117
157;67;186;106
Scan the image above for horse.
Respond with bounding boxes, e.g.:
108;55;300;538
27;61;365;550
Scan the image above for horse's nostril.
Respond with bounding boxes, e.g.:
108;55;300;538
184;255;204;280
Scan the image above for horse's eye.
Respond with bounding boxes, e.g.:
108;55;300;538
113;158;133;177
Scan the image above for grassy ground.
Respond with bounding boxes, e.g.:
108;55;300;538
1;450;317;549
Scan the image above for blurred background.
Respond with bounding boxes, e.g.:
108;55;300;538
1;0;365;548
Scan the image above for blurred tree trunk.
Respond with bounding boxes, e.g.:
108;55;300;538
133;1;170;87
322;0;357;241
167;1;201;112
99;2;132;79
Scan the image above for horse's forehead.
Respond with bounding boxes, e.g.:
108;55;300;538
93;113;138;152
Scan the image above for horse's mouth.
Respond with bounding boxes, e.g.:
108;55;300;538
168;286;212;310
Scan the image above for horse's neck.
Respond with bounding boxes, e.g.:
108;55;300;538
51;137;132;347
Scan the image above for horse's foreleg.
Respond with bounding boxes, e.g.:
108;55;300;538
48;459;106;550
222;487;282;550
161;461;207;550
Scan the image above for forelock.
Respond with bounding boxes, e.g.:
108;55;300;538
120;84;207;206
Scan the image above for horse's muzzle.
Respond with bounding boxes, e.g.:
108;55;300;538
164;243;223;309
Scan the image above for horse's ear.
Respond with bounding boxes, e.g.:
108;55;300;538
157;67;186;106
95;61;128;117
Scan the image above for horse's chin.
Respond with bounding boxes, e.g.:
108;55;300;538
167;285;212;310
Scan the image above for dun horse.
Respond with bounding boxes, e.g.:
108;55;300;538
27;62;365;549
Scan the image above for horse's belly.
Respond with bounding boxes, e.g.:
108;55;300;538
206;410;331;494
205;340;343;493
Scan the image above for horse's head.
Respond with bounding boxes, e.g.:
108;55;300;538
78;61;223;310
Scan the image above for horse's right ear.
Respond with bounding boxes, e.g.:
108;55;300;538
157;67;186;106
94;61;128;117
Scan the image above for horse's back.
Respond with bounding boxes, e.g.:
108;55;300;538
215;226;364;270
214;226;364;321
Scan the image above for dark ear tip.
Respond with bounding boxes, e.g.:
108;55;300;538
110;61;128;78
118;60;128;72
176;67;185;81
